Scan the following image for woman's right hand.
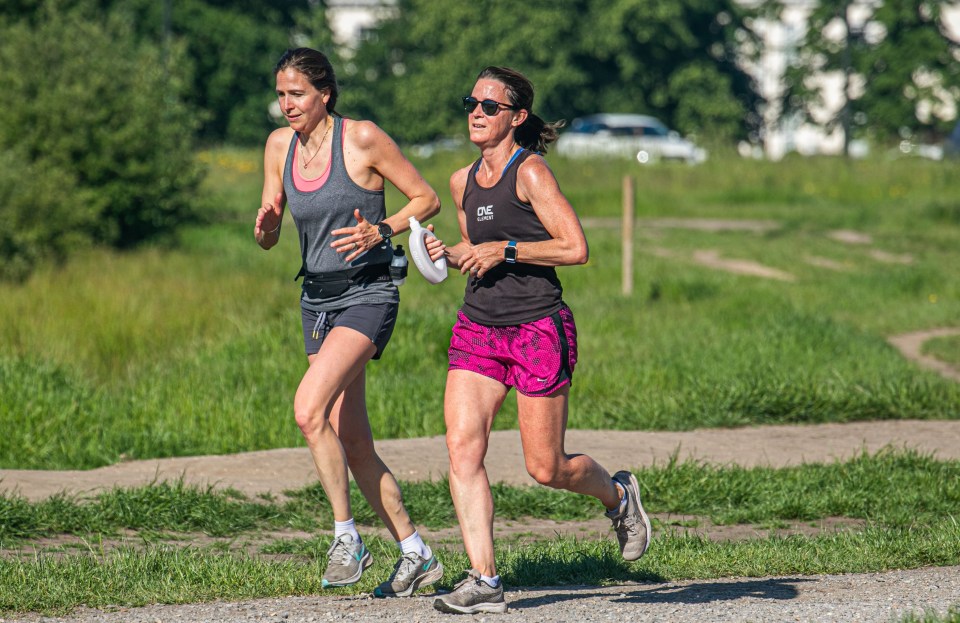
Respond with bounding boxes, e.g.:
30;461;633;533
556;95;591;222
255;192;284;247
425;224;447;262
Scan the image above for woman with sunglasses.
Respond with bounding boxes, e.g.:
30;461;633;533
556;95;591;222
255;48;444;597
429;67;652;615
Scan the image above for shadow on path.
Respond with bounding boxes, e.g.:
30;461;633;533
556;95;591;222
508;577;813;611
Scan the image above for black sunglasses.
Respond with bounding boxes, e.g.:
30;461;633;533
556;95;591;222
462;96;519;116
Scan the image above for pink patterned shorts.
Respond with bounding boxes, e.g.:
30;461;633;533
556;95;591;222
448;306;578;397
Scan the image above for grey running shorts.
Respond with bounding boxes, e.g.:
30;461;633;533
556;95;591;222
301;301;399;360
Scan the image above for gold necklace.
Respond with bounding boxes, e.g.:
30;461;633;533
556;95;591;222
300;118;332;169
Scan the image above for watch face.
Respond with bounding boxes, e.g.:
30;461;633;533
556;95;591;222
377;223;393;239
505;245;517;262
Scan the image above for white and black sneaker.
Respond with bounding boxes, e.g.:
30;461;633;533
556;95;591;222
433;569;507;614
606;470;652;561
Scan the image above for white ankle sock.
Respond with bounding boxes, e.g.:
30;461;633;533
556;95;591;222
398;530;431;559
334;518;360;542
480;573;500;588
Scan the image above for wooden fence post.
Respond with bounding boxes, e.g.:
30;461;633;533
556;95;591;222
622;175;635;296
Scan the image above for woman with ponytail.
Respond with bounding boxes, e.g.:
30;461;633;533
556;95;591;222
254;48;443;598
428;67;653;615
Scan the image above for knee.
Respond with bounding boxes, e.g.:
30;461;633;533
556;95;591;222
293;401;326;439
445;430;485;476
525;458;566;489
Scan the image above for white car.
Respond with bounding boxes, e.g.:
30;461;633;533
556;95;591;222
555;113;707;164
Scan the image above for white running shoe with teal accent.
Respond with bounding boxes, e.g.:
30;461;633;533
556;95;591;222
321;534;372;588
373;551;444;597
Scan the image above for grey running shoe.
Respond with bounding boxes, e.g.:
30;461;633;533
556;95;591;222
606;470;652;561
321;534;373;588
373;551;444;598
433;569;507;614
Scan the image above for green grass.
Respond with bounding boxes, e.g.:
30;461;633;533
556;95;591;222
3;451;957;541
923;335;960;367
3;523;959;615
0;150;959;469
3;450;959;614
901;606;960;623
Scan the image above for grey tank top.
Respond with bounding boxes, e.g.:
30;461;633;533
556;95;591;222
283;116;397;311
460;149;563;326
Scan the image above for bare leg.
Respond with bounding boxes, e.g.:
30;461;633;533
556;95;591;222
294;326;376;523
517;386;621;509
444;370;509;577
330;365;416;542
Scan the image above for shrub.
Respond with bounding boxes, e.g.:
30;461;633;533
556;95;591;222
0;2;203;279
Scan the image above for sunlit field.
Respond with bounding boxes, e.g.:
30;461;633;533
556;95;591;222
1;146;958;469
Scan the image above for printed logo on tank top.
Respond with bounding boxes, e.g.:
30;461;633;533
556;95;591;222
475;204;495;222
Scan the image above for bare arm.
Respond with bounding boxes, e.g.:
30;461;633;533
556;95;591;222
254;128;292;250
332;120;441;262
456;156;588;279
512;155;588;265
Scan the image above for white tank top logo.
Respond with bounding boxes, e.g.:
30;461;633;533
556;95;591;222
476;205;495;222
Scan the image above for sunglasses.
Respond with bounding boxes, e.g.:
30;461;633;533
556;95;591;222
462;96;519;116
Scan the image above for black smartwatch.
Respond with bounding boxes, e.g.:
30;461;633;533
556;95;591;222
377;221;394;241
504;240;518;264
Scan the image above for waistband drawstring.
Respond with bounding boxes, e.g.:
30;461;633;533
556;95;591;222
311;311;327;340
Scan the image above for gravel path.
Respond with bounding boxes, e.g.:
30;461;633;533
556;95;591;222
8;566;959;623
5;420;960;621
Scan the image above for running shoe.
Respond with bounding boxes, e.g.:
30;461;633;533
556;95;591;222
606;470;652;561
433;569;507;614
321;534;373;588
373;551;444;597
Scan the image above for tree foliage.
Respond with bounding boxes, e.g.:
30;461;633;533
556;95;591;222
341;0;760;144
778;0;960;146
93;0;314;145
0;2;202;280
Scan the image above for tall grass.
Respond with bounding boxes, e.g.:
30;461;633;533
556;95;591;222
0;149;958;469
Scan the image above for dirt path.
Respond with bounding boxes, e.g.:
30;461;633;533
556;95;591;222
888;328;960;383
3;419;960;501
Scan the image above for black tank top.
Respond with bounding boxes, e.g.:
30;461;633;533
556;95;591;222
460;149;563;326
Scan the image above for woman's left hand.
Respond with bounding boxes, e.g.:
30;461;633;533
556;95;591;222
331;209;382;263
458;241;505;279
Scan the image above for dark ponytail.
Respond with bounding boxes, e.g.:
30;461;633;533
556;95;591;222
476;66;565;153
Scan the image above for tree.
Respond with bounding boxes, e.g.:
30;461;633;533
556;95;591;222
343;0;761;144
0;2;202;279
341;0;590;144
579;0;759;140
1;0;313;146
110;0;315;145
779;0;960;151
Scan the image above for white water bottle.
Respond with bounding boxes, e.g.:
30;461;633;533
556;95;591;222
408;216;448;284
389;244;408;286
